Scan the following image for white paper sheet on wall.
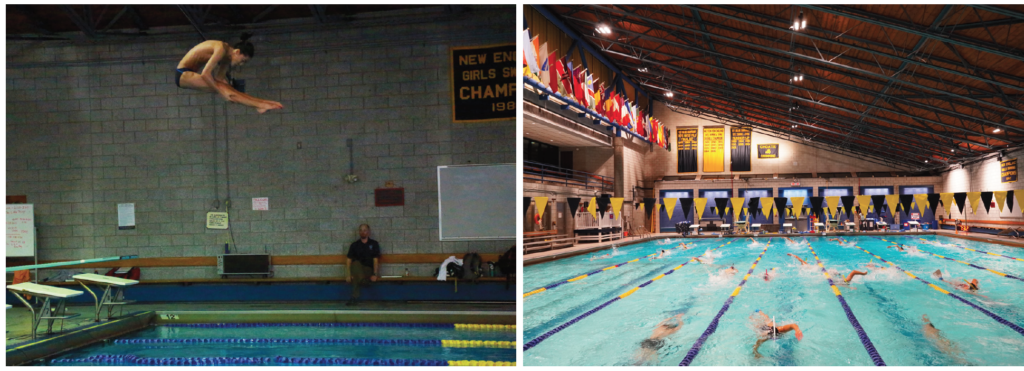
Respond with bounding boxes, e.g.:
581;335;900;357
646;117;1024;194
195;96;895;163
117;203;136;230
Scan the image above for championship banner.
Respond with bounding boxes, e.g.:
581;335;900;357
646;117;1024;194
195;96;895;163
610;197;624;219
757;144;779;159
677;127;698;173
450;43;516;123
1001;158;1017;183
730;126;751;172
703;127;725;172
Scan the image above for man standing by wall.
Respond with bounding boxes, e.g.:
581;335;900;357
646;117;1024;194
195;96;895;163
346;224;380;306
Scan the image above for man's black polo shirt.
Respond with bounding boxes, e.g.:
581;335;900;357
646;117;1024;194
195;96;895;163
348;238;381;267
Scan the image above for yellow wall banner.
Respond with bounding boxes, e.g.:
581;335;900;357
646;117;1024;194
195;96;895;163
825;196;840;219
610;197;624;219
967;192;982;214
1016;191;1024;215
885;195;900;216
994;191;1008;212
1002;158;1017;183
759;197;775;218
587;197;598;220
939;193;955;216
855;195;872;215
730;197;745;218
694;198;708;220
757;144;779;159
914;194;930;211
664;198;678;220
703;127;725;172
534;197;548;219
790;197;805;218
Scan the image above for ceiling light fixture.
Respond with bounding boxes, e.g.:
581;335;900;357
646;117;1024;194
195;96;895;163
994;128;1001;133
793;11;807;31
665;91;673;97
638;67;648;73
596;24;612;34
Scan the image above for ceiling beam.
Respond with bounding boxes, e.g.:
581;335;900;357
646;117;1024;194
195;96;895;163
950;17;1024;30
969;5;1024;21
177;5;208;40
805;5;1024;62
59;5;97;38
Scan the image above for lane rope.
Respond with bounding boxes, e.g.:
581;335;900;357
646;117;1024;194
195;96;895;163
875;237;1024;283
52;354;515;366
112;338;515;348
525;240;698;298
909;237;1024;262
162;323;514;332
806;241;885;366
679;239;771;366
524;240;736;351
838;238;1024;338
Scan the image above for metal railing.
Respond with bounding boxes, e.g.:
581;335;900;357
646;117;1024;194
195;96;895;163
523;160;613;192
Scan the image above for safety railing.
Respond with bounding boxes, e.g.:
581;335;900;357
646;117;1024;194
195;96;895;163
523;161;613;193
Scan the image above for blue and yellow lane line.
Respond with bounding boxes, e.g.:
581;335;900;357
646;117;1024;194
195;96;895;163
806;241;885;366
839;238;1024;338
525;241;706;298
523;240;736;351
910;236;1024;262
875;237;1024;283
679;239;771;366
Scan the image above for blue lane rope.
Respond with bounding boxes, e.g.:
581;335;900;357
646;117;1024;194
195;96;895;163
163;322;454;328
905;236;1024;262
679;239;771;366
873;237;1024;283
524;240;736;352
114;338;443;346
51;354;458;366
806;241;885;366
525;240;699;298
839;238;1024;338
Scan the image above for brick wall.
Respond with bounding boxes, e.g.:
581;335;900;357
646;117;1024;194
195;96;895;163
940;148;1024;222
6;6;515;280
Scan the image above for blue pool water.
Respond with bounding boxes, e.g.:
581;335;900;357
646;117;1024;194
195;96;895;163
524;236;1024;366
49;323;516;366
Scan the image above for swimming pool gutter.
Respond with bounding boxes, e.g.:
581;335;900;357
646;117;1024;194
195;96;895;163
151;310;516;325
6;311;156;366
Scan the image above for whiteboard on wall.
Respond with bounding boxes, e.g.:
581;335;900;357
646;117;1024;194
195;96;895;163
437;164;516;241
7;204;36;257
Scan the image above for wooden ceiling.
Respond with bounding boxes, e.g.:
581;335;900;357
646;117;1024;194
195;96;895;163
541;5;1024;169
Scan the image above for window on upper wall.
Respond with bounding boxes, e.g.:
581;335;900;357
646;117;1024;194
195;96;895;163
781;189;809;206
902;187;930;195
822;188;850;197
523;138;560;167
664;191;691;198
862;187;891;196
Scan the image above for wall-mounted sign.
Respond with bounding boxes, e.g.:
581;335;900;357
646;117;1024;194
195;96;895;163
703;127;725;172
677;127;698;173
450;43;516;123
252;197;269;211
206;212;229;229
730;126;751;172
375;188;405;207
1001;158;1017;183
118;203;136;230
758;144;779;159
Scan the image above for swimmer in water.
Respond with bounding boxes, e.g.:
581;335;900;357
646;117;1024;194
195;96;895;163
827;268;868;285
633;313;684;365
787;253;808;265
723;266;739;276
649;249;670;261
932;270;982;295
763;267;778;281
590;253;611;261
828;238;841;242
751;310;803;358
888;243;904;251
922;314;969;365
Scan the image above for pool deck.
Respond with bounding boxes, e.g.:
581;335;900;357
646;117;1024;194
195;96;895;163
524;229;1024;266
5;301;515;349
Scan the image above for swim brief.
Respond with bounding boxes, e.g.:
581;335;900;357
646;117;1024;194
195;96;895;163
175;68;195;88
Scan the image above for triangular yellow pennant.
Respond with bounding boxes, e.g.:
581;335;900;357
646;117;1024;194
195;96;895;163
939;193;955;216
994;191;1008;213
1016;192;1024;215
914;194;929;211
694;198;708;220
790;197;805;218
742;208;748;218
610;197;624;219
856;195;872;215
966;192;982;215
587;197;598;220
885;194;900;216
760;197;775;218
730;197;745;218
664;198;678;220
534;197;548;219
825;196;841;219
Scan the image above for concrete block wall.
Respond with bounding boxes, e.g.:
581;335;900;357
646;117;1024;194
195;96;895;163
941;148;1024;222
6;6;515;280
